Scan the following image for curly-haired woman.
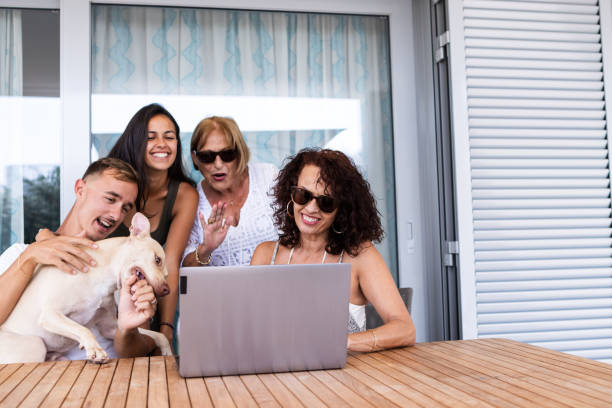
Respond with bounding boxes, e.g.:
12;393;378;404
251;148;415;352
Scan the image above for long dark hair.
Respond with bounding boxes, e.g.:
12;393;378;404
108;103;194;210
273;148;383;256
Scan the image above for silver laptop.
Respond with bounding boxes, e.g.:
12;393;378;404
177;264;351;377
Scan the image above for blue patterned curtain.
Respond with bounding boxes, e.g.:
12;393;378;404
0;9;23;252
91;6;397;277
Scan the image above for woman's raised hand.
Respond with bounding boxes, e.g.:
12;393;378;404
199;201;235;253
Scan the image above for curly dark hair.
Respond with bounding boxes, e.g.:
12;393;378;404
273;148;383;257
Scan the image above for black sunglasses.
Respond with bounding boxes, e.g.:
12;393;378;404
291;186;338;213
193;148;238;164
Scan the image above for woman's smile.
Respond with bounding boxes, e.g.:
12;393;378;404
301;213;321;225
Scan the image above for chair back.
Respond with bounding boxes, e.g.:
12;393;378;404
365;287;413;330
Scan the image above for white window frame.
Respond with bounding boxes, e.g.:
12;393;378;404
2;0;429;339
447;0;477;339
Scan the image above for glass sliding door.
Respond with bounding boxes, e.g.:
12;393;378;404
0;8;60;251
90;5;399;278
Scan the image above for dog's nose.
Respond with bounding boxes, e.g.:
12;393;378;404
157;283;170;297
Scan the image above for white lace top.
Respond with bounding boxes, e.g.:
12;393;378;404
183;163;279;266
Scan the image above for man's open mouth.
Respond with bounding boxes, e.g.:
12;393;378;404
96;217;114;230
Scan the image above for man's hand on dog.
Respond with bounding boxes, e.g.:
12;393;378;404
23;230;98;275
117;275;157;332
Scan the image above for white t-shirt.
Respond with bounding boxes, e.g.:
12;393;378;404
0;243;116;360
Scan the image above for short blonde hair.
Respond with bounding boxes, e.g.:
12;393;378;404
191;116;250;175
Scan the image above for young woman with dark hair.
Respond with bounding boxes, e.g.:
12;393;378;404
107;103;198;347
251;148;415;352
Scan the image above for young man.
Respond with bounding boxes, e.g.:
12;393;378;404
0;157;157;359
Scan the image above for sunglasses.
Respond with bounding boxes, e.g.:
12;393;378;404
193;148;238;164
291;186;338;213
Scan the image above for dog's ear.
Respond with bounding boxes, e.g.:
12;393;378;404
129;212;151;238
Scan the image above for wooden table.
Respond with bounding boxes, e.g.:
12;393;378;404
1;338;612;407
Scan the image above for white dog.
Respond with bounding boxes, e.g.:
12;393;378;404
0;213;172;364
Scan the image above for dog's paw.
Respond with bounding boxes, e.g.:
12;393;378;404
85;344;109;364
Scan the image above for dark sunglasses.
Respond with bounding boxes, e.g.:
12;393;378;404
291;186;338;213
193;148;238;164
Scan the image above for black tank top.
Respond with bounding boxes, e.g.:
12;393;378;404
108;178;180;247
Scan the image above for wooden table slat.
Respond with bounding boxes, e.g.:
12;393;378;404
430;341;610;407
340;362;421;408
1;338;611;407
274;372;326;408
125;357;149;408
348;354;455;408
104;358;133;408
81;359;117;408
0;363;38;403
257;373;304;407
402;342;570;408
481;338;612;382
408;342;581;408
325;368;400;408
204;376;237;408
222;376;258;408
0;361;53;407
17;360;71;408
148;356;169;407
386;348;540;408
492;338;612;373
240;375;281;408
449;340;612;402
0;364;21;387
39;360;86;408
290;371;351;408
60;362;100;408
366;351;484;408
308;369;375;407
165;356;191;408
185;378;214;408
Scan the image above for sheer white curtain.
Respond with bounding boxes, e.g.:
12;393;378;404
0;9;23;251
92;6;397;274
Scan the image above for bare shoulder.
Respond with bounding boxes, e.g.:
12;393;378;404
344;242;387;279
344;242;383;264
174;182;198;210
177;182;198;201
251;241;277;265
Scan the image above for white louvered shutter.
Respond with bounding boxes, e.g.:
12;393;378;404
448;0;612;362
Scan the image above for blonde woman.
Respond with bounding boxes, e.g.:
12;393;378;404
182;116;277;267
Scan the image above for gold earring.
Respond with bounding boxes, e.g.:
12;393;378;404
286;201;294;219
